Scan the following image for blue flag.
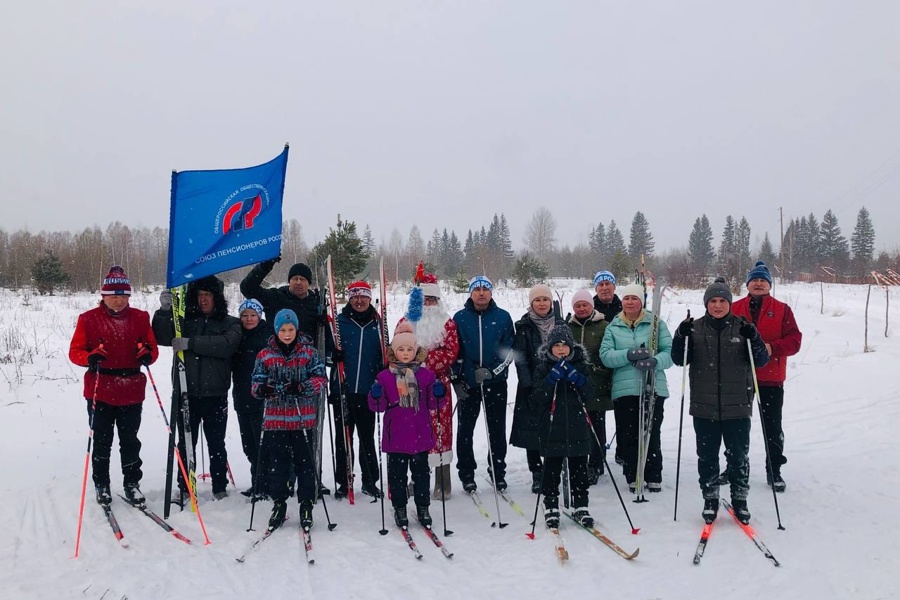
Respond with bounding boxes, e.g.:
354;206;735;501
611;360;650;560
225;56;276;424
166;145;289;288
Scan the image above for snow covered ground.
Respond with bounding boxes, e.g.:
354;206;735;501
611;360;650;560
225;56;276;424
0;281;896;600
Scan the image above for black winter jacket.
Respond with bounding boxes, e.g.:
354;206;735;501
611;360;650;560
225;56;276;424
231;320;274;413
530;345;595;458
593;294;623;323
240;260;324;345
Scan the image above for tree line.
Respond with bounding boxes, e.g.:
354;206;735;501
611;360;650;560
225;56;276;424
4;206;892;296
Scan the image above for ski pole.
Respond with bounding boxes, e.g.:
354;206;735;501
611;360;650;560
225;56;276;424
573;389;640;534
375;409;389;536
295;394;337;531
747;339;785;531
144;363;211;544
526;384;557;540
73;346;103;558
247;416;267;532
605;432;617;450
200;428;207;480
479;380;506;528
674;310;690;522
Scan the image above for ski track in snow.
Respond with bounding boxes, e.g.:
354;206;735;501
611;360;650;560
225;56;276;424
0;282;896;600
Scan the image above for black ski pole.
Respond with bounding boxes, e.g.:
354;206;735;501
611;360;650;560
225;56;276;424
747;339;785;531
374;409;389;535
674;310;690;522
479;380;506;528
247;416;267;532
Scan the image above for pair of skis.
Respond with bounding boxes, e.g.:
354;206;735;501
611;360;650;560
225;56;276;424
101;497;193;548
534;513;639;562
236;518;315;564
693;499;780;566
398;523;453;560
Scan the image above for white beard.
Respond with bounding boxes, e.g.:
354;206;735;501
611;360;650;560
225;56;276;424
413;304;450;350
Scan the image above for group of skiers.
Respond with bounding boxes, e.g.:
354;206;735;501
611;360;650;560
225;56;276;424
69;257;801;537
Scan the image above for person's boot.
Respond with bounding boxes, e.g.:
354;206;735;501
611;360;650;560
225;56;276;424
268;500;287;530
299;500;314;530
702;498;719;524
767;470;786;493
394;506;409;528
123;483;145;506
95;484;112;507
731;498;751;525
416;505;433;528
531;470;542;494
544;495;560;529
573;505;594;528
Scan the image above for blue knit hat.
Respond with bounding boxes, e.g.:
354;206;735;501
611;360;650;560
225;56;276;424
238;298;264;317
274;309;299;331
746;261;773;286
468;275;493;293
592;270;616;287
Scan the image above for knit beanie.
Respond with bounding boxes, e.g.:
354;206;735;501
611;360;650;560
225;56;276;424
391;321;417;352
347;280;373;299
274;309;299;331
704;277;733;306
238;298;263;317
619;283;644;304
529;284;553;305
468;275;493;293
592;270;616;287
571;289;593;308
288;263;313;283
746;260;773;286
547;323;576;349
100;265;131;295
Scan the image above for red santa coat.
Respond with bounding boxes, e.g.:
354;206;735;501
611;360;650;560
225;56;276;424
69;303;159;406
399;316;459;464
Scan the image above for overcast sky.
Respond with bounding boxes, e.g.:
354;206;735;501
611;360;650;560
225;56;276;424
2;1;899;255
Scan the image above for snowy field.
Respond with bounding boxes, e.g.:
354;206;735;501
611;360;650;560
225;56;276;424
0;280;896;600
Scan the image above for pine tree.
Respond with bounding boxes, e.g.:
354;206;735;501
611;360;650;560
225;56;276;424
511;253;549;288
31;249;70;295
759;232;777;268
850;206;875;275
718;216;739;287
499;214;515;263
589;223;607;266
446;231;464;276
687;215;715;277
604;220;627;266
628;211;655;261
819;209;849;270
310;215;369;293
736;217;752;280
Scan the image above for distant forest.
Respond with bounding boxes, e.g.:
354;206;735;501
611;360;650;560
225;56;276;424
5;206;893;296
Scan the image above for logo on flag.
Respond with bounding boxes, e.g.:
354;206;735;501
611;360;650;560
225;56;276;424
166;145;290;288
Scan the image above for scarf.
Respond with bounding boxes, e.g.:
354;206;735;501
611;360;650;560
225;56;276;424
389;361;421;411
620;309;646;329
528;307;556;343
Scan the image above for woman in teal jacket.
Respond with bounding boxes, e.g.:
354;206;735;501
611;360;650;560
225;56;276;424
599;283;673;493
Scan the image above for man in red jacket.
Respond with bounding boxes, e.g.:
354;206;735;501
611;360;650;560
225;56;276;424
69;266;159;506
732;261;802;492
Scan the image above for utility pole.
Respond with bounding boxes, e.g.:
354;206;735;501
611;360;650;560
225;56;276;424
779;207;785;283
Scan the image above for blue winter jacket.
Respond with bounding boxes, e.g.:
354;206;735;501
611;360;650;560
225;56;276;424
599;310;673;399
452;298;515;389
332;304;384;396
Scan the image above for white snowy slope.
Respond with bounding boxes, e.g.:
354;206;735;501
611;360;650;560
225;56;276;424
0;282;896;600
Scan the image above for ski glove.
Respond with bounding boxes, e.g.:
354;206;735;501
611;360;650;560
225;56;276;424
633;357;658;372
159;290;173;311
565;368;586;387
546;361;566;384
171;337;191;353
451;380;469;401
677;317;694;338
739;321;759;340
474;367;493;385
87;346;107;369
433;381;446;398
370;382;383;399
135;343;153;367
261;255;281;270
627;348;651;363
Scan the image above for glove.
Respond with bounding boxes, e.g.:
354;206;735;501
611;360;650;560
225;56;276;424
258;384;276;397
370;382;383;399
546;361;565;384
262;255;281;268
172;337;190;353
634;357;658;371
317;310;329;326
332;348;344;363
159;290;173;311
452;380;469;401
474;367;493;385
566;367;586;387
135;343;153;367
87;346;107;369
739;321;759;340
627;348;650;363
433;381;446;398
677;317;694;337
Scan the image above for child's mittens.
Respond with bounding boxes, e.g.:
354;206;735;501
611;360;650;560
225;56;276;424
565;368;586;387
546;360;567;384
433;380;446;398
370;382;383;399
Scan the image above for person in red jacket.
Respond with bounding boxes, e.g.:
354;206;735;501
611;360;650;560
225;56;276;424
731;261;802;492
69;266;159;507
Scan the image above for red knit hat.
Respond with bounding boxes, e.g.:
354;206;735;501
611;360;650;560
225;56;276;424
347;280;373;299
101;265;132;296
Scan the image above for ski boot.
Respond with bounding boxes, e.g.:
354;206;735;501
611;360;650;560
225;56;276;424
394;506;409;528
268;500;287;530
531;470;543;494
543;495;560;529
702;498;719;524
299;500;313;530
731;498;751;524
123;483;145;506
95;484;112;507
416;505;432;528
573;506;594;528
767;471;786;493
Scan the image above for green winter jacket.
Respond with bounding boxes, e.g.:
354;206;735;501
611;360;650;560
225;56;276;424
567;310;613;412
599;310;673;400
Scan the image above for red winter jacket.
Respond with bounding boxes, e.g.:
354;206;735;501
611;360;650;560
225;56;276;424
69;303;159;406
732;294;801;386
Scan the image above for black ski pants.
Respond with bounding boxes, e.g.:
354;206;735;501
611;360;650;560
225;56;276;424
86;400;143;487
332;392;380;490
266;429;316;503
758;385;786;473
695;416;750;501
387;451;430;509
587;409;607;474
176;395;229;494
613;395;665;485
541;455;590;508
236;409;268;493
456;381;508;483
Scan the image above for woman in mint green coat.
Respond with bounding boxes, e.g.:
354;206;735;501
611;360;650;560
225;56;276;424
599;283;673;493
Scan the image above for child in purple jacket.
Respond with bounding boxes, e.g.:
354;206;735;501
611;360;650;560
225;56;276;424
369;323;446;530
